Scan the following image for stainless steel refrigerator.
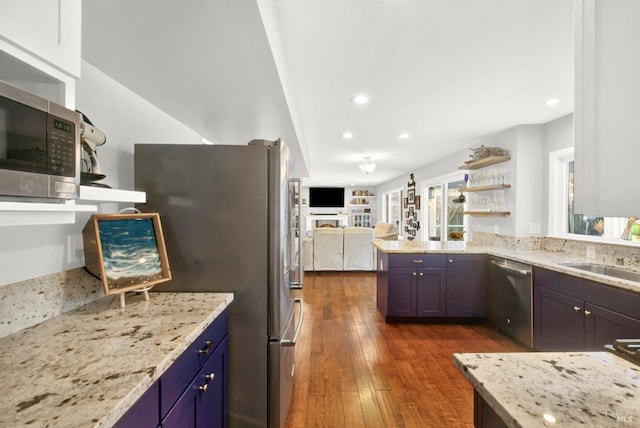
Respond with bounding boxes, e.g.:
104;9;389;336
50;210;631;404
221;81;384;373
134;140;303;428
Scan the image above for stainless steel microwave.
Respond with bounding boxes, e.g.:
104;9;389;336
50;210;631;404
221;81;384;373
0;80;81;200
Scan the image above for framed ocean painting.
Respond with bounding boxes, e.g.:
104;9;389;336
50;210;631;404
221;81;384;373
83;213;171;297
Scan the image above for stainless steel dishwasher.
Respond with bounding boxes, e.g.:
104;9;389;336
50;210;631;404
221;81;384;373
488;257;533;348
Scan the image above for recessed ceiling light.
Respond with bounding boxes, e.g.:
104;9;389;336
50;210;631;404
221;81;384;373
341;132;353;139
349;94;370;104
398;133;410;140
545;98;560;106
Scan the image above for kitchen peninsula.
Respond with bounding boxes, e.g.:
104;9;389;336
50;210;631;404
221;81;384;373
454;351;639;427
0;291;233;427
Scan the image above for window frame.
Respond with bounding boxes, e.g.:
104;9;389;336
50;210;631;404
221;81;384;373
548;147;636;245
382;187;403;237
421;171;468;242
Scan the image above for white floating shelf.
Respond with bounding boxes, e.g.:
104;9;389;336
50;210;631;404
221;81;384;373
0;200;97;226
0;187;146;226
79;186;146;203
0;200;96;212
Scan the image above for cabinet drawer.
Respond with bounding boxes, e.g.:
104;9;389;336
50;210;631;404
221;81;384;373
162;336;228;428
388;254;447;268
161;310;228;418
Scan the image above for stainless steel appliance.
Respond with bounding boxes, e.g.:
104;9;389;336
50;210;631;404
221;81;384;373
134;140;303;428
605;339;640;366
488;257;533;348
0;80;81;200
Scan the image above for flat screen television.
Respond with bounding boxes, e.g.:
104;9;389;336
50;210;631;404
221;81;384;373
309;187;345;208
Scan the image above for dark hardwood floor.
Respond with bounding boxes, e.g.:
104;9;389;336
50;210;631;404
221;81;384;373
285;272;525;428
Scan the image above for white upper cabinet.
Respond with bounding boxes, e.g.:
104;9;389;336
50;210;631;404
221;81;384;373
0;0;81;78
574;0;640;217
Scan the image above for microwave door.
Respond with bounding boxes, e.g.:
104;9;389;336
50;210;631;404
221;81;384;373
0;96;48;174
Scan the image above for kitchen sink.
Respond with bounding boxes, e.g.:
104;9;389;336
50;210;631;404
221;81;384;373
559;262;640;283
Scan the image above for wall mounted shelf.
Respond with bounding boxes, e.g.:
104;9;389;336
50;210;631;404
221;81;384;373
0;187;146;226
79;186;146;203
458;156;511;170
462;184;511;193
463;211;511;217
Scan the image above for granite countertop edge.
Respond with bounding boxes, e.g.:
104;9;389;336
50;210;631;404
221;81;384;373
452;351;640;428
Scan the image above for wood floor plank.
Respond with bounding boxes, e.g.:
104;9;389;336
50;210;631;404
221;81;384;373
285;272;525;428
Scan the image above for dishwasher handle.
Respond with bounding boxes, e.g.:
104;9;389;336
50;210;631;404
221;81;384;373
490;259;531;276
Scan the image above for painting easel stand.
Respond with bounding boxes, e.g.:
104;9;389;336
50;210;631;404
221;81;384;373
117;287;151;308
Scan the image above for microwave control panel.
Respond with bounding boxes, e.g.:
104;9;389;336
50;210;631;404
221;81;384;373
47;115;77;177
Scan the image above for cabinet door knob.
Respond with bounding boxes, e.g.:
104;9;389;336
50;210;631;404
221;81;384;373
412;272;417;276
205;372;215;381
419;272;424;276
584;310;592;316
199;383;209;393
449;259;453;263
198;340;215;355
573;306;581;312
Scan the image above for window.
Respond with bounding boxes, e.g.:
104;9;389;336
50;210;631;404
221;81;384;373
423;173;467;242
549;148;637;242
382;188;402;231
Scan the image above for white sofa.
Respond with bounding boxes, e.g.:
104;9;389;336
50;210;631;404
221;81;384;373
344;227;375;270
304;227;376;271
312;228;344;271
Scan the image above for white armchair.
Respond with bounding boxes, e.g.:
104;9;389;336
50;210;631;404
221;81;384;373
343;227;375;271
312;228;344;271
374;222;399;240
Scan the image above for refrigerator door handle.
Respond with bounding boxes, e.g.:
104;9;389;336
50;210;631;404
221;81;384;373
281;298;304;347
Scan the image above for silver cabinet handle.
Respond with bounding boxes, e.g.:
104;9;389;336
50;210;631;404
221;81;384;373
205;373;215;381
198;340;214;355
584;310;592;316
412;259;423;264
573;306;581;312
282;298;304;347
199;384;208;393
449;259;453;263
412;272;417;276
419;272;424;276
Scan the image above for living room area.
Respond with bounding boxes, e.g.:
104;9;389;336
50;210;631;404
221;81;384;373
300;186;399;272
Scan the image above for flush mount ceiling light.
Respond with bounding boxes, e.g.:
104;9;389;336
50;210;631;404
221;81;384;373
545;98;560;106
398;133;410;140
341;132;353;139
358;155;376;174
349;94;370;104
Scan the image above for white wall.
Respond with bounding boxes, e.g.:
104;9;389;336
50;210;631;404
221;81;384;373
375;117;574;240
0;61;202;287
542;114;573;235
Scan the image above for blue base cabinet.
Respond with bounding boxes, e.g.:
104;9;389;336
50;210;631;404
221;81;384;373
446;255;487;318
113;380;160;428
383;254;447;319
534;268;640;351
162;336;228;428
115;310;229;428
377;251;488;321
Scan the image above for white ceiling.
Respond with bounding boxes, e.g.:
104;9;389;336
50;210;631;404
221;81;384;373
82;0;574;187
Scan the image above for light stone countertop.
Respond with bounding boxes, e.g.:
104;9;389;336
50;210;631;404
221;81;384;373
453;352;640;427
372;240;640;294
0;291;234;428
